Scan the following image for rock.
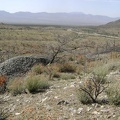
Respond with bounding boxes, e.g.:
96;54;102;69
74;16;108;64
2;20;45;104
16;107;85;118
77;108;83;114
57;100;69;105
15;113;21;115
0;55;50;77
92;111;100;115
69;108;76;116
42;97;48;103
100;109;110;113
45;105;52;111
87;107;92;112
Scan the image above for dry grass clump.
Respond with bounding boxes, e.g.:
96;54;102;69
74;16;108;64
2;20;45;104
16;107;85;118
31;64;46;75
25;75;50;93
106;81;120;106
59;73;76;80
59;63;76;73
7;77;25;96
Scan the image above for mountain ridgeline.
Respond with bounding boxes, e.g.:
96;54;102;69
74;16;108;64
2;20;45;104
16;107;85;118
0;11;119;26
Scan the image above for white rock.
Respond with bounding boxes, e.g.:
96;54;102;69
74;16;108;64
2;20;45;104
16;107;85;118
15;113;21;115
16;99;20;102
63;87;68;89
92;111;100;115
100;109;109;113
87;107;92;111
42;97;48;103
54;96;58;99
70;85;75;88
77;108;83;114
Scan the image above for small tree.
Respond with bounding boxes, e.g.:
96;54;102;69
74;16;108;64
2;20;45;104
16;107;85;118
49;35;70;64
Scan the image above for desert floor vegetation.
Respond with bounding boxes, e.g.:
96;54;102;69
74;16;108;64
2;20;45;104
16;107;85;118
0;24;120;120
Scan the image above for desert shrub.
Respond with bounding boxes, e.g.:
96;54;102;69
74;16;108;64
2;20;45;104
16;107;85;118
46;63;60;80
78;75;108;104
59;63;76;73
0;75;7;94
7;78;25;96
92;65;109;84
78;90;92;104
60;73;76;80
76;64;84;74
106;82;120;106
105;60;120;71
25;75;49;93
31;64;45;75
53;72;61;78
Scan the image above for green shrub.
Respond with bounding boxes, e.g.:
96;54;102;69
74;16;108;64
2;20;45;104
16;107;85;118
106;82;120;106
25;75;49;93
59;63;76;73
92;65;109;84
7;78;25;96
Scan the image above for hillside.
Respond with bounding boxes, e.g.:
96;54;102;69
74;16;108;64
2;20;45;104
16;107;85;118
0;11;118;26
0;25;120;120
104;19;120;28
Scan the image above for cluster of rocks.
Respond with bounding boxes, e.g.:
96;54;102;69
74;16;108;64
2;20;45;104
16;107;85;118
0;55;50;77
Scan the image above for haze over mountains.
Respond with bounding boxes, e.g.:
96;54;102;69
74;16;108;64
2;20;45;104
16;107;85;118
0;11;119;26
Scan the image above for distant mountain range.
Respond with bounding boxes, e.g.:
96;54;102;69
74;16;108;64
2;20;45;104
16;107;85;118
0;11;119;26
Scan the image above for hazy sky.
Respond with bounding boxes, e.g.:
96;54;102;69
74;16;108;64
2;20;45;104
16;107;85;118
0;0;120;17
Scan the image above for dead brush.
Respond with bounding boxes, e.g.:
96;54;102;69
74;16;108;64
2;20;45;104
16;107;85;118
0;75;7;94
78;74;109;104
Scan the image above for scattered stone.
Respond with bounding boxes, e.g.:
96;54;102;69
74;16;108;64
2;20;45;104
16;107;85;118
77;108;83;114
69;108;76;116
42;97;48;103
92;111;101;115
87;107;92;112
100;109;110;113
45;105;52;111
57;100;69;105
15;113;21;116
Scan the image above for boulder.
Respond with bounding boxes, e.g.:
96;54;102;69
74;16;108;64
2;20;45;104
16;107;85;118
0;55;50;77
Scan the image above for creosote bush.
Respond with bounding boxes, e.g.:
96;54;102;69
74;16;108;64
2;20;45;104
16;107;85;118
25;75;49;93
78;74;108;104
92;65;109;84
59;63;76;73
106;81;120;106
